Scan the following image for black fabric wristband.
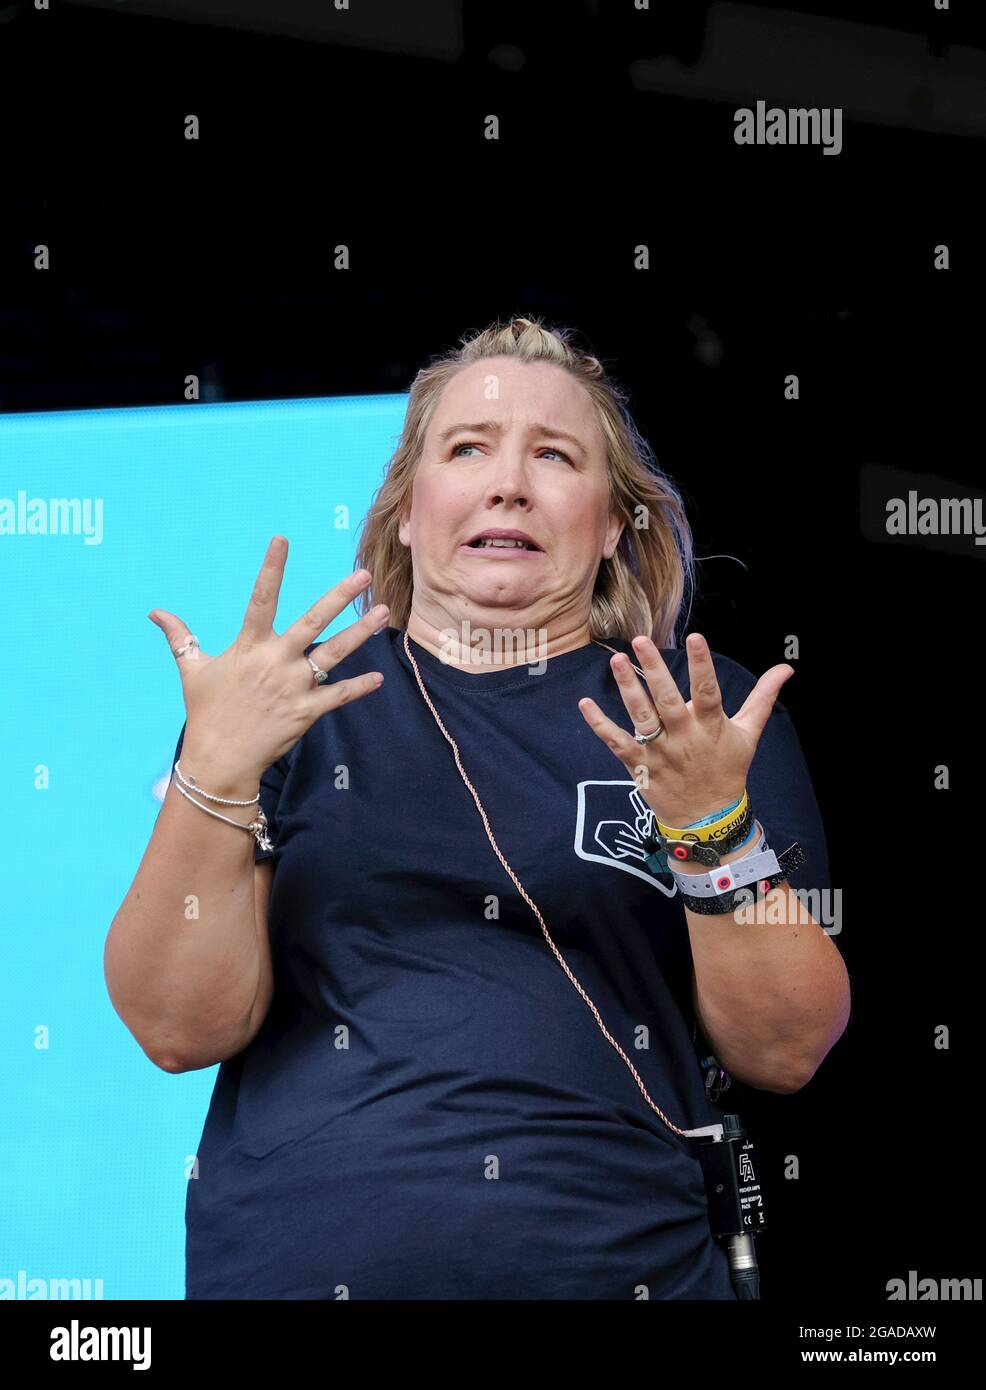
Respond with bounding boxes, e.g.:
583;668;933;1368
676;841;807;915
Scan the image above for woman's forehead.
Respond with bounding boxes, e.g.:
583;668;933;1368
430;363;602;446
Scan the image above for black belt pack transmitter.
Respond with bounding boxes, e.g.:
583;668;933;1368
693;1113;766;1299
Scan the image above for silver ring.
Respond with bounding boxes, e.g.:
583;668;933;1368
173;635;199;658
633;723;665;744
307;655;329;686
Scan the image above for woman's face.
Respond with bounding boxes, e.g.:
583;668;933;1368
399;357;624;636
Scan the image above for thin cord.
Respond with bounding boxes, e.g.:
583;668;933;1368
402;630;693;1140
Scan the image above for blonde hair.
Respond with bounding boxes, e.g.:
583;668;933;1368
353;315;696;647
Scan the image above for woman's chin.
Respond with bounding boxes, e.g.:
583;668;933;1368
461;580;540;609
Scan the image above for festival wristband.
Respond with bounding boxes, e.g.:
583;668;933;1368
675;841;808;915
645;801;756;874
656;789;750;846
656;816;760;868
681;793;746;830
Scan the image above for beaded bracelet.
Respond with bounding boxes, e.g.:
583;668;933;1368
171;761;273;853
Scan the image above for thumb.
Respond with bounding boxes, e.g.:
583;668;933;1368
733;663;795;740
148;609;201;661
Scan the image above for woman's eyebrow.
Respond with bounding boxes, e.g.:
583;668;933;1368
436;420;587;455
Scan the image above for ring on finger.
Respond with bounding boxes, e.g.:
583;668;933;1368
307;655;330;687
173;635;199;658
633;720;665;744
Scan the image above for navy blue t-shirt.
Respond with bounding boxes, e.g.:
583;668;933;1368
170;627;831;1300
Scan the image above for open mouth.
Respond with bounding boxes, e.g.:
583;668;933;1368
464;537;541;551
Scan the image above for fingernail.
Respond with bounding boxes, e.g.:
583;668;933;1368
353;568;370;581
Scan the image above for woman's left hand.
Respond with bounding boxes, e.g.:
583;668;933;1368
578;633;795;828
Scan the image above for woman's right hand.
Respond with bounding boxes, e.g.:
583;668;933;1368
148;536;387;790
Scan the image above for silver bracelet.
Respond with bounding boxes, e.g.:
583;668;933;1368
173;758;259;805
171;768;274;853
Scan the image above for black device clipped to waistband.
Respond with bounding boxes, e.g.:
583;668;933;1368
693;1113;766;1300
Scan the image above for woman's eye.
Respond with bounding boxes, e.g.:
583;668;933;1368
451;442;572;463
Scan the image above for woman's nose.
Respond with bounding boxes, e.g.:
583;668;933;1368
486;453;533;503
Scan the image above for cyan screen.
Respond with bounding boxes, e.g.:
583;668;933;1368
0;393;408;1300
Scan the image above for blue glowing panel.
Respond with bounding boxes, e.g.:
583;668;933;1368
0;393;407;1300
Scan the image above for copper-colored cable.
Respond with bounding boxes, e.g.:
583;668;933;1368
402;630;693;1140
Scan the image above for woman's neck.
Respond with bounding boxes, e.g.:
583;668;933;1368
404;609;594;672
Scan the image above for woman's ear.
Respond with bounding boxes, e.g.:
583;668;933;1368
602;509;625;560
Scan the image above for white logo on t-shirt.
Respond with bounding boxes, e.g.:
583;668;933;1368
573;781;677;897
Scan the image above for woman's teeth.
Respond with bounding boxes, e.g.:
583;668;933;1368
472;538;534;549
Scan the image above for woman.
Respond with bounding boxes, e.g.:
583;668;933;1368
105;315;850;1300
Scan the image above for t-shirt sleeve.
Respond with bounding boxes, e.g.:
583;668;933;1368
712;652;832;907
169;721;289;864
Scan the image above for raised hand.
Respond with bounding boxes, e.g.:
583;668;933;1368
578;633;794;827
148;536;388;787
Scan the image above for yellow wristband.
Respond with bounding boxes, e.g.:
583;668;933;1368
655;789;750;844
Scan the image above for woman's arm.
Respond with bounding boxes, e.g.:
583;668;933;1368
103;742;275;1073
681;842;851;1094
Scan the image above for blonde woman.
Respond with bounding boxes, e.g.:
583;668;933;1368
106;316;849;1300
